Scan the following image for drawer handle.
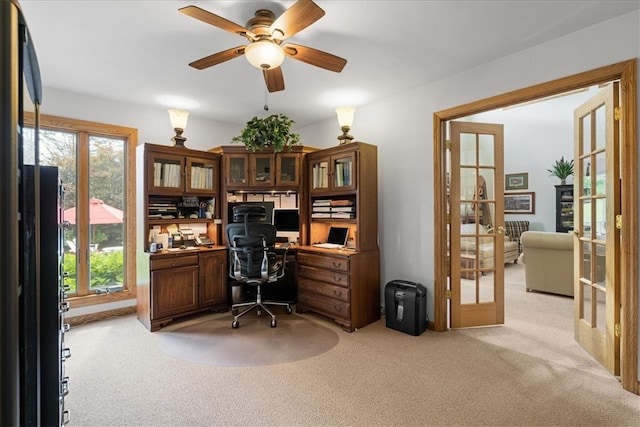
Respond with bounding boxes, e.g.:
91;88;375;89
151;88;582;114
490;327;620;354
334;305;342;312
332;261;342;268
333;276;343;283
332;289;342;297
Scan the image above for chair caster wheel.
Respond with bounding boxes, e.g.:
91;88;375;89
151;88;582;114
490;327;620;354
231;308;239;316
232;321;239;328
270;319;277;328
257;309;262;316
286;307;292;314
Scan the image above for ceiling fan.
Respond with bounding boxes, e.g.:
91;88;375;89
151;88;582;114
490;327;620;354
179;0;347;93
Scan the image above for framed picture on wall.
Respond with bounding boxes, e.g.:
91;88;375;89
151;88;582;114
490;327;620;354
504;192;535;214
505;172;528;190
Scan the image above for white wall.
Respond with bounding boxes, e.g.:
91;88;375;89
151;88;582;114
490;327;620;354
299;11;639;325
300;10;640;378
43;10;639;371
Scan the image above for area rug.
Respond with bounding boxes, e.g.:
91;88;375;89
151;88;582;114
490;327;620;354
157;311;339;367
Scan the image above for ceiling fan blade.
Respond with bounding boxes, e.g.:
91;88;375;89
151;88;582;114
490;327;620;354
269;0;325;40
179;5;255;39
283;43;347;73
189;46;245;70
263;67;285;93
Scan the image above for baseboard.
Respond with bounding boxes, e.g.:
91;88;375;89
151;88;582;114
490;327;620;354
66;305;136;327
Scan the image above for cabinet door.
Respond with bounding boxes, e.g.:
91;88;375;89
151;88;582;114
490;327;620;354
276;152;300;187
199;251;227;307
151;265;199;319
331;152;357;192
309;155;330;193
186;156;218;195
250;153;275;187
225;153;249;187
148;151;184;195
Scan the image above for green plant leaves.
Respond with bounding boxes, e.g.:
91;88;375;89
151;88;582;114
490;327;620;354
547;156;574;179
231;114;300;153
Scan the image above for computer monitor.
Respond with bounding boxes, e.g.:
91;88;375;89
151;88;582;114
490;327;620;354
272;208;300;242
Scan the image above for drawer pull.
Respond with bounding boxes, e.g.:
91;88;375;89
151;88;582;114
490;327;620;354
332;289;342;297
334;305;342;312
333;276;343;283
332;261;342;268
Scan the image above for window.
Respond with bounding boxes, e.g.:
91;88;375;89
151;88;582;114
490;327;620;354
24;113;137;306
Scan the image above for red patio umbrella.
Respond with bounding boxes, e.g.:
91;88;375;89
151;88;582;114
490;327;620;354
63;198;123;224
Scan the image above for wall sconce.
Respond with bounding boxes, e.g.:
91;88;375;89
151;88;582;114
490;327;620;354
335;106;355;144
244;40;285;70
168;109;189;147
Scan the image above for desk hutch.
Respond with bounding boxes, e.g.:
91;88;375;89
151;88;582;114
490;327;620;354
136;142;380;332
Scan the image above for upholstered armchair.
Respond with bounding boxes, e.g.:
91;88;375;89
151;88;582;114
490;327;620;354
460;223;520;268
504;220;530;255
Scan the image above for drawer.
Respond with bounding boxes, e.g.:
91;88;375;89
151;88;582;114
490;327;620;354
298;277;350;303
151;254;199;270
298;290;350;321
297;265;350;288
297;252;350;272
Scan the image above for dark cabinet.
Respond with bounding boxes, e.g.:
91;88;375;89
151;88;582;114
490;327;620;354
137;248;227;331
555;184;574;232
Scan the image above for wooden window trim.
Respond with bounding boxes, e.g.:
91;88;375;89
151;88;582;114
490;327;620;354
24;112;138;306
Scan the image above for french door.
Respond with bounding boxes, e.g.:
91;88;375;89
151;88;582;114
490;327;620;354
573;83;620;375
449;121;505;328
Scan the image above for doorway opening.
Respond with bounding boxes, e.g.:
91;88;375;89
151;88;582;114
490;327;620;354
433;59;638;394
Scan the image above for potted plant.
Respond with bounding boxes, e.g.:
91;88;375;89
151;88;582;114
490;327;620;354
231;114;300;153
547;156;574;184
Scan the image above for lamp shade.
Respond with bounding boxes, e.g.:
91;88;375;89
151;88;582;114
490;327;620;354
245;40;285;70
168;109;189;130
335;106;355;128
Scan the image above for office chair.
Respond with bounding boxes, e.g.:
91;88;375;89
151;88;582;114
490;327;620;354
225;205;292;328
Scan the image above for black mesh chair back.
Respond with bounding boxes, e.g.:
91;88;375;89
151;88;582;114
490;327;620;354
224;205;291;328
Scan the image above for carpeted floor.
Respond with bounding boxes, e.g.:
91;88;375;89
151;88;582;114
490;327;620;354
158;311;339;367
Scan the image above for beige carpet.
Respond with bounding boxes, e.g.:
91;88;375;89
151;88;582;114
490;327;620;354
157;311;339;367
62;262;640;426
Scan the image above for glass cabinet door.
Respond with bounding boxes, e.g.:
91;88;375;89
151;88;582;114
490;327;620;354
186;156;218;195
250;153;274;187
225;153;248;186
332;152;357;191
276;152;300;187
310;156;330;193
148;151;184;195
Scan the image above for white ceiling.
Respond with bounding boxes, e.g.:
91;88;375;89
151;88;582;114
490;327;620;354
18;0;640;128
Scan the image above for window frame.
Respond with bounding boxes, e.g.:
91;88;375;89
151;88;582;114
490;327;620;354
25;112;138;308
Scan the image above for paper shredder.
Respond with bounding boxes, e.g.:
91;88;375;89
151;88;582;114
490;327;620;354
385;280;427;336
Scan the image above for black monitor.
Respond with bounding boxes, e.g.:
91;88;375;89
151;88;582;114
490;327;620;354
227;201;274;224
272;208;300;242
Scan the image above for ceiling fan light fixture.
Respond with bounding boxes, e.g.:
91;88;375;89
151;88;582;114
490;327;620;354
245;40;285;70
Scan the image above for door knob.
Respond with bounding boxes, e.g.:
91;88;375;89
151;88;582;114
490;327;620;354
496;226;505;234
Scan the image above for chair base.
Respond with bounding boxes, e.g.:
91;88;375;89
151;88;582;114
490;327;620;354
231;286;292;328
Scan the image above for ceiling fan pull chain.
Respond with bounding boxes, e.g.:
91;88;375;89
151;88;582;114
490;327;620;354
264;86;269;111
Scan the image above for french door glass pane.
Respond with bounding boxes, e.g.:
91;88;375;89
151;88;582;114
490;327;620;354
88;136;125;292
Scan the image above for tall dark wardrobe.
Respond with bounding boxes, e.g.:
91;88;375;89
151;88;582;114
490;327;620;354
1;1;70;425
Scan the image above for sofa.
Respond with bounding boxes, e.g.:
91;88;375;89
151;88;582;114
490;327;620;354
520;231;574;297
460;223;520;268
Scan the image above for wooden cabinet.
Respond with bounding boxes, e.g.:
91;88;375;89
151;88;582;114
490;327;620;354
309;149;357;194
298;142;380;331
199;249;227;307
296;249;380;331
307;142;378;252
212;145;313;192
136;248;228;331
555;184;574;232
137;143;221;251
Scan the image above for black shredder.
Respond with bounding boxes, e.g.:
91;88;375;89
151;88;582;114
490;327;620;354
385;280;427;336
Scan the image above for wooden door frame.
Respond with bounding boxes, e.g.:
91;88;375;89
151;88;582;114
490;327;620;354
432;59;638;394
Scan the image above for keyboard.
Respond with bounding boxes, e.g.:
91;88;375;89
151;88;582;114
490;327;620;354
312;243;344;249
